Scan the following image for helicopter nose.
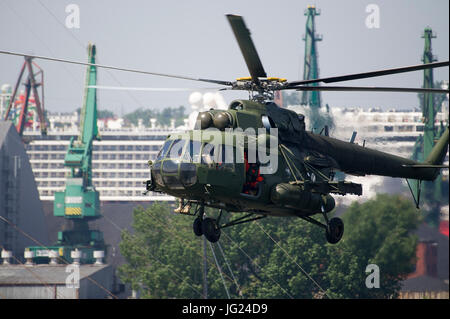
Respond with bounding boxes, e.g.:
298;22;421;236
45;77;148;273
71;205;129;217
151;160;197;188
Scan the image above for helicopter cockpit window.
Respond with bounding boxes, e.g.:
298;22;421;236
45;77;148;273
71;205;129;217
183;140;202;163
217;144;235;171
167;139;186;159
156;140;173;160
199;143;235;170
201;143;216;164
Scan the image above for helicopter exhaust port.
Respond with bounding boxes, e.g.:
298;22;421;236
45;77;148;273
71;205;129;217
270;183;335;214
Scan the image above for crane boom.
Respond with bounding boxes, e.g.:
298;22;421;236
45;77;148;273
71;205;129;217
51;43;104;263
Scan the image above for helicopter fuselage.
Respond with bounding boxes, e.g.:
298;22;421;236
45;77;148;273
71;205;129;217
148;99;448;220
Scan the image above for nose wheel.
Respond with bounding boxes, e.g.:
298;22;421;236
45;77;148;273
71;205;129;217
325;217;344;244
191;203;221;243
190;204;266;243
193;217;203;237
201;218;221;243
192;217;221;242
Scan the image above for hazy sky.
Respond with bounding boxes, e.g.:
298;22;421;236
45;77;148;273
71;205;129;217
0;0;448;115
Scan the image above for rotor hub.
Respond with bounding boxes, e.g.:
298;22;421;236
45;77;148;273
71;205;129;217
232;77;289;102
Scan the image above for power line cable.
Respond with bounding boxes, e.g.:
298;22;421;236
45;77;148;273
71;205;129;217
36;0;148;111
2;1;81;86
145;207;295;299
101;212;204;298
0;215;118;299
221;230;294;299
254;220;331;299
143;208;238;286
217;241;242;295
208;241;230;299
0;243;66;298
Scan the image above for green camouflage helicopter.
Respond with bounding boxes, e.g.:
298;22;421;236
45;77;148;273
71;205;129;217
3;15;446;244
144;15;449;244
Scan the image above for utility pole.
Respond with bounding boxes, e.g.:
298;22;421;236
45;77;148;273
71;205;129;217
202;236;208;299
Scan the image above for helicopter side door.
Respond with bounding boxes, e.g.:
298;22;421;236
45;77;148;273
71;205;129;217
197;143;243;196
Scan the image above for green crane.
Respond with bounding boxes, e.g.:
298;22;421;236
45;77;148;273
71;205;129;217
300;5;333;132
29;44;104;263
301;5;322;109
409;28;448;227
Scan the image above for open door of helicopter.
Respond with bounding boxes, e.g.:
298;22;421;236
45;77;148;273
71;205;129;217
241;150;264;198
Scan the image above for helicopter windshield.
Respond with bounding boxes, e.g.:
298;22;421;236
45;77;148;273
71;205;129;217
152;138;238;189
183;140;202;163
201;143;235;171
167;139;186;159
201;143;216;164
156;140;173;161
156;138;234;165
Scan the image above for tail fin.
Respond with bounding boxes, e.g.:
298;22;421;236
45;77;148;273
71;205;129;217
405;126;449;208
402;127;449;173
425;126;449;168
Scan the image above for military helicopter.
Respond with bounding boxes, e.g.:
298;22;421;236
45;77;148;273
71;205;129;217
1;15;448;244
143;15;449;244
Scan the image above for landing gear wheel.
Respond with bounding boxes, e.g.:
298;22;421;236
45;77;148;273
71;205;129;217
326;217;344;244
201;218;221;243
193;217;203;237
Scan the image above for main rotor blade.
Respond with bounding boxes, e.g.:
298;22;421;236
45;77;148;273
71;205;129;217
0;49;233;86
288;61;450;86
87;85;224;92
288;85;450;94
226;14;267;84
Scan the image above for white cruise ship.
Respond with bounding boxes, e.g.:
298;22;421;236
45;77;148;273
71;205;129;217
23;125;178;202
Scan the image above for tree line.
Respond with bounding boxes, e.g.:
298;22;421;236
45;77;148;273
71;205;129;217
118;194;421;299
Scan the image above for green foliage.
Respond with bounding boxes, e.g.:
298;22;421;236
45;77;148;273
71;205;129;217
118;203;203;298
119;194;421;299
326;194;421;298
98;109;115;119
76;107;115;119
123;106;186;127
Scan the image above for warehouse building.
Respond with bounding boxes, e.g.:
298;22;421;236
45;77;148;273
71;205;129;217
0;121;49;261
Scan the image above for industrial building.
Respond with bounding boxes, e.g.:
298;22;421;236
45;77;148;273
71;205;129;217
0;120;49;260
400;223;449;299
23;126;176;202
0;263;115;299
